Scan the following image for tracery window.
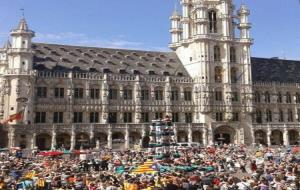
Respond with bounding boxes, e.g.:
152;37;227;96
214;46;221;62
231;67;238;83
230;47;236;63
264;91;270;103
209;10;217;33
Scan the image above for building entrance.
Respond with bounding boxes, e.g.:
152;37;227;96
214;126;236;145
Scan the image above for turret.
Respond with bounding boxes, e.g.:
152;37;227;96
4;18;36;125
180;0;191;40
238;4;251;39
194;0;208;36
169;10;182;47
8;18;35;72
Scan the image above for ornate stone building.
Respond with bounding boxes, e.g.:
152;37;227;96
0;0;299;150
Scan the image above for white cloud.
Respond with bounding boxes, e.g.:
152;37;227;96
34;32;168;51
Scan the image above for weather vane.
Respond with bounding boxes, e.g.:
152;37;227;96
20;8;25;18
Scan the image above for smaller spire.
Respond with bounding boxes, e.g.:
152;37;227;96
3;40;11;49
18;18;29;31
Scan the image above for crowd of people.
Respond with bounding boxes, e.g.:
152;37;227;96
0;144;299;190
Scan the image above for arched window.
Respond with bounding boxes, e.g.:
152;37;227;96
286;92;292;103
214;46;221;62
214;66;223;83
254;91;261;103
277;92;282;103
230;47;236;63
171;87;179;101
264;91;270;103
266;109;272;122
278;109;284;122
208;10;217;33
288;109;294;122
256;110;262;123
295;93;300;103
231;67;238;83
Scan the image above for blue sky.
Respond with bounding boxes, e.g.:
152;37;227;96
0;0;299;60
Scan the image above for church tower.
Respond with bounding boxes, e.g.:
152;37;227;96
170;0;254;145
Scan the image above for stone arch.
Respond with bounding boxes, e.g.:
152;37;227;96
112;132;125;143
93;132;108;148
75;133;90;150
129;131;141;145
36;133;52;150
177;131;188;142
192;131;202;144
214;125;236;145
0;128;8;148
56;133;71;150
271;130;283;145
288;130;299;145
112;132;125;150
254;130;267;145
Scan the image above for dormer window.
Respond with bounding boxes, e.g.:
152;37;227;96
96;54;106;59
102;50;110;55
89;68;98;72
78;59;88;64
92;60;102;65
69;52;78;57
83;53;92;58
121;61;130;67
106;60;116;65
163;71;170;76
119;69;127;74
148;70;156;75
133;70;140;75
177;72;184;77
75;48;82;53
103;68;111;73
125;55;134;60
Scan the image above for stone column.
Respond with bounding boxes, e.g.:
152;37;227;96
202;128;207;146
8;128;15;148
90;124;94;142
51;126;57;150
31;132;36;149
70;125;76;150
173;124;178;143
208;125;214;145
107;126;112;149
283;127;289;146
239;127;245;144
267;127;271;147
125;125;129;149
188;124;193;143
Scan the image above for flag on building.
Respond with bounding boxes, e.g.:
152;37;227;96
1;110;24;124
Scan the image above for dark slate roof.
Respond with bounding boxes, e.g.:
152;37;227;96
32;43;189;77
251;57;300;83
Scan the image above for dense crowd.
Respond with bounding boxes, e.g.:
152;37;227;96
0;144;299;190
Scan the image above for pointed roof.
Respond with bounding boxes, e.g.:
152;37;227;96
18;18;29;31
3;40;11;49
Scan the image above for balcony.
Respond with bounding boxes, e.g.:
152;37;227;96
8;48;34;54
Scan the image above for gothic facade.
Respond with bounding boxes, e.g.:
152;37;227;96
0;0;299;150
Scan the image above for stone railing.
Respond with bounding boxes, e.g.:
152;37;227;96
253;123;300;130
